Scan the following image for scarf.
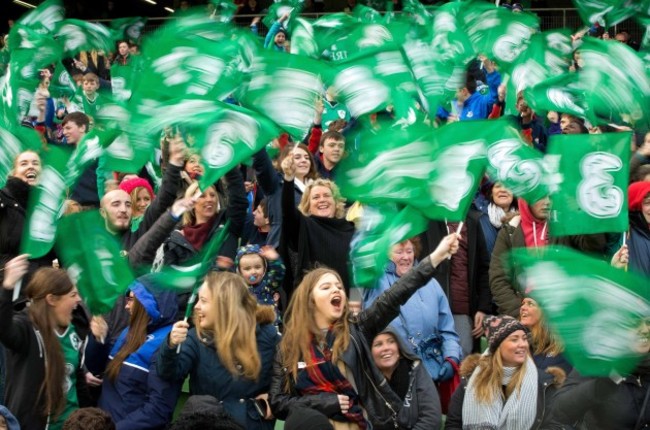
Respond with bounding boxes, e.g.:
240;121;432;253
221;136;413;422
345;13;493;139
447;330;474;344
487;203;510;228
518;199;548;248
294;330;367;429
182;214;218;251
462;355;538;430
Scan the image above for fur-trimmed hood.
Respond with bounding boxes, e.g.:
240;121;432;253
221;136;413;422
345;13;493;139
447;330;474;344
256;304;277;325
459;353;566;387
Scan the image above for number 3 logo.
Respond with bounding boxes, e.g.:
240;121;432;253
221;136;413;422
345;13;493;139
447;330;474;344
577;152;623;219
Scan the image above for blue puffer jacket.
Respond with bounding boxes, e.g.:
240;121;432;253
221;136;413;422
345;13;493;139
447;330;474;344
98;280;180;430
363;261;463;379
156;308;280;430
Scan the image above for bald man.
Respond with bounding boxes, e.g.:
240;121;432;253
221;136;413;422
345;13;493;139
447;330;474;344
100;189;132;234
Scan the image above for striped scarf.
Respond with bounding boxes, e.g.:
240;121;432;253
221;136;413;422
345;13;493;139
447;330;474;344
462;355;538;430
294;330;367;429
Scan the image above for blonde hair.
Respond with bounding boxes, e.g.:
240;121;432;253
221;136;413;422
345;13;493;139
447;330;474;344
473;347;529;404
182;182;219;226
279;268;350;389
195;271;270;380
529;319;564;357
298;178;346;219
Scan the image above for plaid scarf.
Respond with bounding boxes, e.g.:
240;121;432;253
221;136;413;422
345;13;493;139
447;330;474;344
294;330;367;429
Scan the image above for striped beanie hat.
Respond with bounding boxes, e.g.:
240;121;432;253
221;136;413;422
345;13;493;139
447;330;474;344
484;315;528;353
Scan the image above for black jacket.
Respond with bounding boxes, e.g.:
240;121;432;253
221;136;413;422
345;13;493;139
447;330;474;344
552;366;650;430
0;289;91;430
445;354;566;430
419;211;493;317
269;258;440;430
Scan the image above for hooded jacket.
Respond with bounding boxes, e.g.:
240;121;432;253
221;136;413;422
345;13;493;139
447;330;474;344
363;261;462;374
378;326;443;430
0;289;91;430
445;353;566;430
235;244;285;306
157;306;279;430
269;258;442;430
98;279;180;430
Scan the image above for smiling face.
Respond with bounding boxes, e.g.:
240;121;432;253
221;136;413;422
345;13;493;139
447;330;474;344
311;272;346;329
635;318;650;354
133;187;152;217
13;151;41;185
308;185;336;218
520;298;541;328
194;186;218;224
292;147;311;181
371;333;400;378
100;190;132;233
275;31;286;46
50;287;82;328
499;330;529;367
491;182;514;210
391;240;415;277
62;120;86;145
185;154;204;178
320;138;345;169
194;283;215;330
238;253;265;285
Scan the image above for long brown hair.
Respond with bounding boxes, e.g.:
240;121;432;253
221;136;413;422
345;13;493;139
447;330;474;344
104;298;150;382
196;272;269;380
529;319;564;357
279;143;319;181
25;268;76;420
182;182;219;227
473;347;528;404
279;268;350;388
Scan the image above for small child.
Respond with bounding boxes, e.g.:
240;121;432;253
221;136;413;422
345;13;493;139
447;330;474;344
235;244;285;311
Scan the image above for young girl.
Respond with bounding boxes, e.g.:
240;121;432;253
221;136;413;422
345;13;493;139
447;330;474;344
235;244;285;307
0;255;89;430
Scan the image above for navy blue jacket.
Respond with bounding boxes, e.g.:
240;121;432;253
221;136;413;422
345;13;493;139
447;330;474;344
98;283;180;430
157;316;280;430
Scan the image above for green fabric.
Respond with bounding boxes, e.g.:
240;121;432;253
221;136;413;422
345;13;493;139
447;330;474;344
55;211;135;315
53;19;113;58
21;145;72;258
509;245;650;376
572;0;645;27
110;17;146;44
547;132;630;236
50;325;82;430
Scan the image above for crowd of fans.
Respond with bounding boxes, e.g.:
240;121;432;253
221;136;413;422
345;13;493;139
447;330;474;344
0;1;649;430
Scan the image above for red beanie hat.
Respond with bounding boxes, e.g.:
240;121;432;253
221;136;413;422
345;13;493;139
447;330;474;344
119;177;155;200
628;181;650;211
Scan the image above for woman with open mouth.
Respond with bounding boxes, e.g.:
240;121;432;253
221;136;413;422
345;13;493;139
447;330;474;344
269;233;459;430
445;315;565;430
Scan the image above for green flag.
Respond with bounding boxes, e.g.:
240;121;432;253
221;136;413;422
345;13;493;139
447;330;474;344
460;0;539;67
511;245;649;376
21;145;72;258
547;132;630;236
262;0;303;32
524;73;588;122
238;51;324;140
208;0;238;23
53;19;113;57
56;211;135;315
484;120;551;205
15;0;64;34
110;17;146;44
350;204;428;288
64;129;110;189
579;37;650;126
49;62;77;99
571;0;640;27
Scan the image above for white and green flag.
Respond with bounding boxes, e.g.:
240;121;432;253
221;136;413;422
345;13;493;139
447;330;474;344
547;132;630;236
511;245;650;376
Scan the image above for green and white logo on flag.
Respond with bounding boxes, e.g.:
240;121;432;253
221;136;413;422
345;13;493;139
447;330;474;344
547;132;630;236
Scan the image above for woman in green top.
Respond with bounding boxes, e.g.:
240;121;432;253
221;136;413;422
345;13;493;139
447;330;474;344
0;254;90;430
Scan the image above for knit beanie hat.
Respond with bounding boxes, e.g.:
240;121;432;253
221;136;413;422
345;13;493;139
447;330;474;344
628;181;650;211
119;177;154;200
235;244;267;282
484;315;528;353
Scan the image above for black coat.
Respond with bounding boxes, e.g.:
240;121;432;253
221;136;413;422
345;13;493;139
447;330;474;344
552;366;650;430
269;258;441;429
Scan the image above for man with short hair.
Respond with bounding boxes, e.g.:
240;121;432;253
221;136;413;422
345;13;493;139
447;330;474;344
316;130;345;179
560;113;588;134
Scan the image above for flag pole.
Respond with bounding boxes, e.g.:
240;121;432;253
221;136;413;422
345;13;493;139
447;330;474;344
177;287;199;354
622;231;628;272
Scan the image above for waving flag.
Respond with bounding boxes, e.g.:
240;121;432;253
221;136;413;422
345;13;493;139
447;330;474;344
53;19;114;57
572;0;640;27
56;211;135;315
21;145;72;258
547;132;630;236
511;245;650;376
110;17;146;44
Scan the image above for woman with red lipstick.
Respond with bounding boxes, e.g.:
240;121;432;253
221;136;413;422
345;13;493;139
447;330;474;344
269;234;459;430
